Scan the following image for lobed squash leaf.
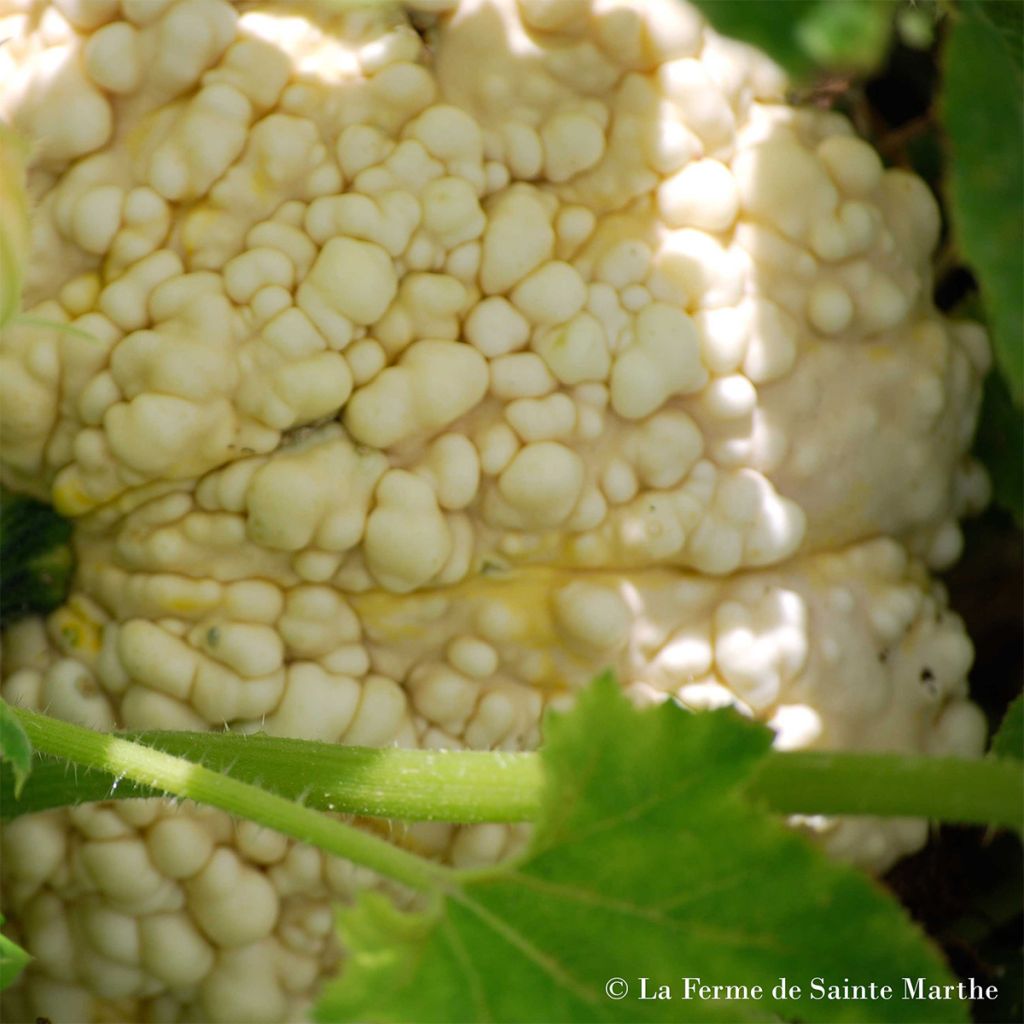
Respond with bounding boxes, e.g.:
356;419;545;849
315;676;966;1023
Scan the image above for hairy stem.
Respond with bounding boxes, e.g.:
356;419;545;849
6;708;1021;895
12;707;450;892
3;727;544;823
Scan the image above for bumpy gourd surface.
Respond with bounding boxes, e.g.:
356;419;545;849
0;1;989;1021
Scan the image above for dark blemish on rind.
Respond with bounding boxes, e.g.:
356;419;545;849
206;626;221;648
919;666;938;695
878;649;889;664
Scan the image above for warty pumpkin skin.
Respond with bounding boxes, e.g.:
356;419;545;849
0;1;988;1020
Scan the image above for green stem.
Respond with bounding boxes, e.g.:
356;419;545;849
3;728;544;823
13;707;449;892
746;750;1023;831
6;711;1022;877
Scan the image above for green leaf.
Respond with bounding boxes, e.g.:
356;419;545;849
992;695;1024;761
0;700;32;798
943;5;1024;402
691;0;895;80
316;676;965;1023
973;371;1024;524
0;916;31;992
977;0;1023;70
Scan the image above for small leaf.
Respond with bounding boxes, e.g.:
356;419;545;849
0;701;32;798
943;5;1024;402
317;677;966;1023
691;0;895;80
0;916;31;992
795;0;895;73
992;695;1024;761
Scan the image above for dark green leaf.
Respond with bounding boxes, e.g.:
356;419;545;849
316;676;965;1023
973;371;1024;523
692;0;895;79
943;6;1024;402
992;695;1024;761
0;701;32;798
0;916;31;992
977;0;1023;70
